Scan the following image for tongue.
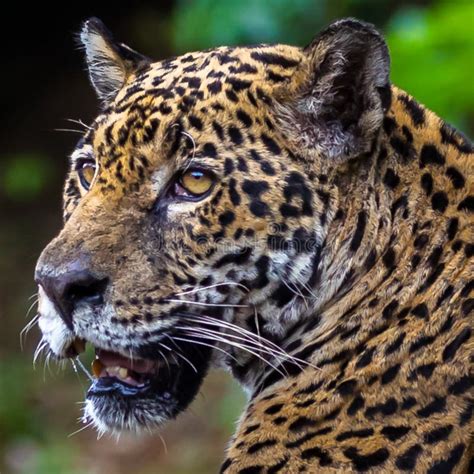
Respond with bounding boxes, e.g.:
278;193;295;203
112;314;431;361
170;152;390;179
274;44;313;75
96;349;156;374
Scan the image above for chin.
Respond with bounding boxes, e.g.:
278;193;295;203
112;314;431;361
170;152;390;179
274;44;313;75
77;341;212;435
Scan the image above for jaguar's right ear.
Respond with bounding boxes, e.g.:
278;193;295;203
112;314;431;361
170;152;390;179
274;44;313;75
79;17;150;104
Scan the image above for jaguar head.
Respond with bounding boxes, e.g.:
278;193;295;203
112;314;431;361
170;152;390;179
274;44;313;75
34;17;390;433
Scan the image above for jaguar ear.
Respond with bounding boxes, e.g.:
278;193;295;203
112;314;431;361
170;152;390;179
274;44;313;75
79;17;149;104
285;19;391;161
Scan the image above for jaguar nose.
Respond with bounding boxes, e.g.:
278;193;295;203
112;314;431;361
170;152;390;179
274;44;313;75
35;262;108;329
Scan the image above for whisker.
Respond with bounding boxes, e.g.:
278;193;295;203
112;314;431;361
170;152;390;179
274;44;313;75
174;282;250;296
20;313;39;350
54;128;85;134
176;325;292;367
170;335;238;363
68;420;95;438
165;299;249;308
184;314;320;371
75;357;94;382
177;328;287;377
66;118;92;130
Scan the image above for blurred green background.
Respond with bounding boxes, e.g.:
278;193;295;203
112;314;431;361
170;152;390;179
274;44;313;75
0;1;472;473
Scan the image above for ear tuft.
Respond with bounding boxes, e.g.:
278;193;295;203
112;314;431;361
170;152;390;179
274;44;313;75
283;18;391;162
79;18;149;104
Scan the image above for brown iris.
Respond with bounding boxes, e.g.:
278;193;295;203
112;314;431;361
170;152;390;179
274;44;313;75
175;168;214;199
77;160;97;190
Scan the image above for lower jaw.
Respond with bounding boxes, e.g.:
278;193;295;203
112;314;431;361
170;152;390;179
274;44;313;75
82;342;213;433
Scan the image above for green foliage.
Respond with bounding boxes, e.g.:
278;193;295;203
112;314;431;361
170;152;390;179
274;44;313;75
172;0;326;52
2;153;53;201
387;0;474;133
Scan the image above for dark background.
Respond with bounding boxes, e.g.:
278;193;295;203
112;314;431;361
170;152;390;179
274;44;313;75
1;1;472;473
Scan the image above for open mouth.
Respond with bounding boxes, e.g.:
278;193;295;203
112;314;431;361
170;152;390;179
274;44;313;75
90;348;164;395
66;337;212;433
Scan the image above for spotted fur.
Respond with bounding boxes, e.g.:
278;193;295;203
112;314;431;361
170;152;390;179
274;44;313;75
35;17;473;473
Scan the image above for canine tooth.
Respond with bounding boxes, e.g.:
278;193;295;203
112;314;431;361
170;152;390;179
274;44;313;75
119;367;128;379
91;359;104;378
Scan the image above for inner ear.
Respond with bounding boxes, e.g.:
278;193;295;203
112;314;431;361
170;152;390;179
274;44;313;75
79;17;150;104
286;19;391;162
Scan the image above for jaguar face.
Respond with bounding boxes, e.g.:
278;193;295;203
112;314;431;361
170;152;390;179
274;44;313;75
34;18;390;433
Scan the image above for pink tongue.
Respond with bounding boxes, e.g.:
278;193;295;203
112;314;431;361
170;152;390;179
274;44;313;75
96;349;155;374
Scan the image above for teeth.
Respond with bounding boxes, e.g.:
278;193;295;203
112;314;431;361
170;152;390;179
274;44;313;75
91;359;104;378
119;367;128;379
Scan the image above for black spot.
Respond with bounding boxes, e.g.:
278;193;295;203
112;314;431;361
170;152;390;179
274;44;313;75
427;443;465;474
225;89;239;103
207;80;222;94
202;142;217;158
347;395;365;416
238;467;263;474
188;115;203;130
355;347;376;369
247;439;277;454
261;133;281;155
424;425;453;444
385;332;405;355
401;397;417;411
417;396;446;418
382;248;396;269
421;173;433;196
242;180;269;197
458;196;474;212
383;117;397;135
431;192;449;212
219;211;235;226
395;444;422;471
336;428;373;441
365;398;398;418
411;303;429;319
381;364;401;384
350;211;367;251
243;423;260;435
228;126;243;145
448;375;473;395
228;77;251;92
420;144;445;167
409;334;436;354
381;425;410;441
250;51;299;68
267;457;288;474
343;447;389;471
214;247;252;268
383;168;400;189
300;447;333;466
288;416;316;432
236;109;253;127
382;300;399;319
336;379;357;396
445;166;465;189
399;94;425;126
260;160;276;176
391;136;413;161
414;363;436;379
446;218;459;241
264;403;283;415
442;327;471;362
414;234;429;249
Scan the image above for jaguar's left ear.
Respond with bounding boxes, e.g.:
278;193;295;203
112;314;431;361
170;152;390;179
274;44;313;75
79;17;150;105
283;19;391;162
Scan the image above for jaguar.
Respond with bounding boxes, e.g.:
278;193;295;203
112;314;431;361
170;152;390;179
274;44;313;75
34;17;473;472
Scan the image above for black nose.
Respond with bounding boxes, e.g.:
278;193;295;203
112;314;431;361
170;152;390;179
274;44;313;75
36;265;108;329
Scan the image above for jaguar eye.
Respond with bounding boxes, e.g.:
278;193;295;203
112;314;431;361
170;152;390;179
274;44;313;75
174;168;214;199
77;160;97;190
